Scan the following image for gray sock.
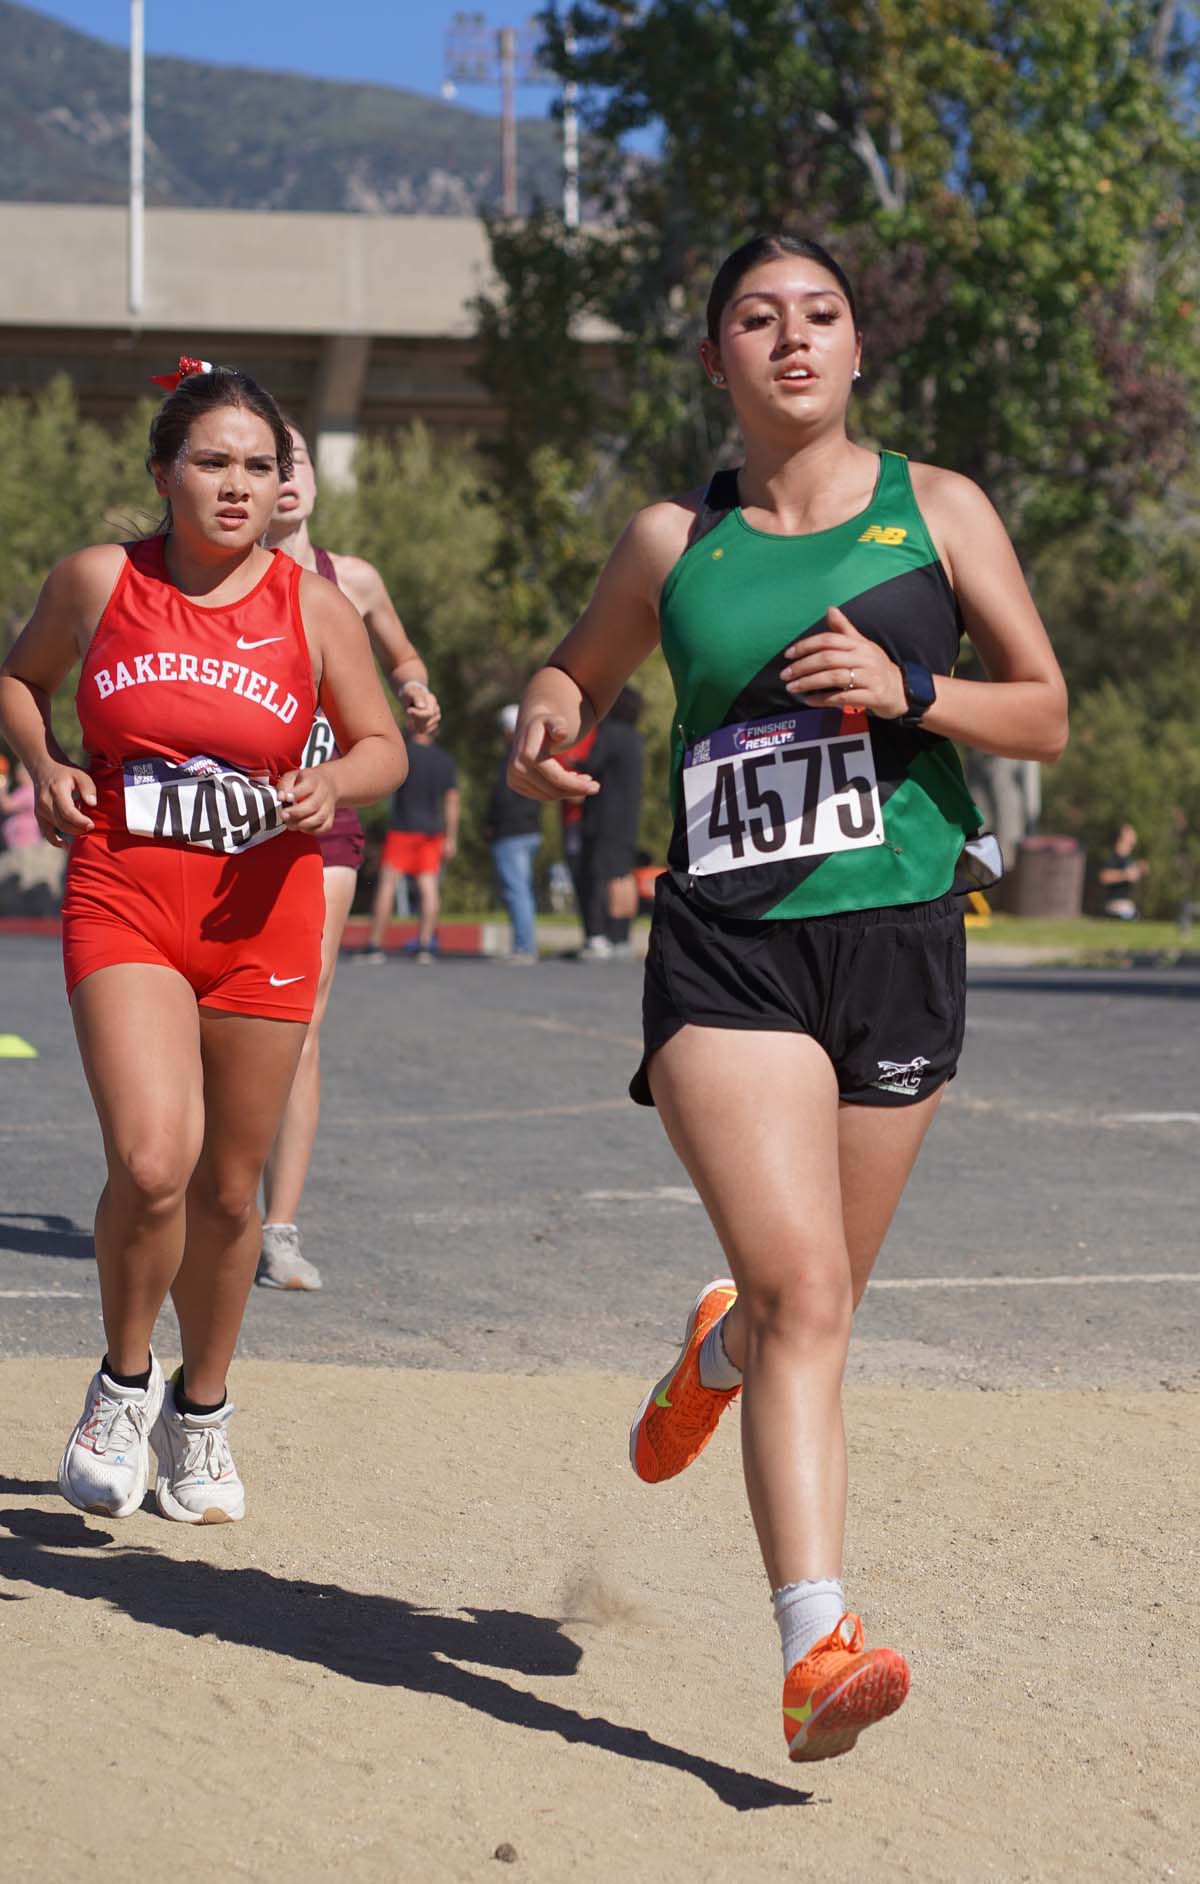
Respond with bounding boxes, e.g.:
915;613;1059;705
697;1313;742;1390
773;1578;846;1672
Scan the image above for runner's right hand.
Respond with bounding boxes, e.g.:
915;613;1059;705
508;712;600;804
34;764;96;846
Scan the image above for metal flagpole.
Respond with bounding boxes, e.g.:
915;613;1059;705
498;26;518;217
129;0;145;326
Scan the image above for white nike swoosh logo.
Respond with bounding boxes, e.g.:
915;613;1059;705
269;974;304;987
236;635;285;651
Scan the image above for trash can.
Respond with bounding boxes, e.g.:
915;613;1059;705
1012;835;1085;918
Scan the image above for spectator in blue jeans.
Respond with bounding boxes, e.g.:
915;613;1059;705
488;705;544;963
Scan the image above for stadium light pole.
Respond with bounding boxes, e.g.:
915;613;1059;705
443;12;577;223
562;31;579;230
129;0;145;326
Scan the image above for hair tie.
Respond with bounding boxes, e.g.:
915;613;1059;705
149;355;214;391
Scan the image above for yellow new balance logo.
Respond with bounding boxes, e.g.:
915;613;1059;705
858;524;908;545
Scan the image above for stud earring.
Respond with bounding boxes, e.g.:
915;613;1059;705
711;375;726;387
853;368;862;381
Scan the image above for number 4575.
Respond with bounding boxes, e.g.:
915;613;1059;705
707;740;876;858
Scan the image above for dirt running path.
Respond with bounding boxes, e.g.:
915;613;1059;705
2;1362;1195;1883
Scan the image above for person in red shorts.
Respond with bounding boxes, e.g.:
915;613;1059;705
257;419;441;1290
363;730;459;964
0;360;407;1525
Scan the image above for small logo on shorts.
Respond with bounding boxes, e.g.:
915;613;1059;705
873;1055;930;1096
269;973;304;987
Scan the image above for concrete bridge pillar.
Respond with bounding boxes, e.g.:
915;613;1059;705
309;333;371;489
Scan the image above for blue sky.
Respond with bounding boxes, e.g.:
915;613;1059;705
22;1;568;123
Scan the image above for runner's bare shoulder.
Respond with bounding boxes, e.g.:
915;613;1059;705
907;462;1012;583
908;461;1004;530
27;544;130;654
622;488;707;607
323;552;383;608
51;543;129;613
296;565;366;637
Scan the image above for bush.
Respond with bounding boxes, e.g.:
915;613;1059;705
1043;672;1200;918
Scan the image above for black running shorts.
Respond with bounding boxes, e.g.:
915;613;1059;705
631;874;966;1108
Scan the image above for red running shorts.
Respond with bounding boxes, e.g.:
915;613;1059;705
382;830;444;876
62;830;324;1023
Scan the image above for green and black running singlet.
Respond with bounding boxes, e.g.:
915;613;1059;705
660;449;983;919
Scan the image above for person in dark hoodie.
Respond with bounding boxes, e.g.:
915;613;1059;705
578;685;644;959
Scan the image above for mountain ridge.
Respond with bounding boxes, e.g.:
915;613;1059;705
0;0;565;216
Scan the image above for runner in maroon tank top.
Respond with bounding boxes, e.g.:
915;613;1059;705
258;420;440;1290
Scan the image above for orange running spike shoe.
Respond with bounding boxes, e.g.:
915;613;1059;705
782;1613;910;1763
629;1278;740;1483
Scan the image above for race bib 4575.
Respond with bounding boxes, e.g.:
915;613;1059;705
123;755;285;854
682;708;885;878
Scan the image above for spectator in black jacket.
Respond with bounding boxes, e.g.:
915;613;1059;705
579;686;644;960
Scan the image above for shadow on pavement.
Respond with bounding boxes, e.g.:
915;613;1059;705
0;1516;806;1812
968;973;1200;1001
0;1212;94;1259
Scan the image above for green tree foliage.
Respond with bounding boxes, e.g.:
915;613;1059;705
524;0;1197;536
1036;481;1200;914
483;442;678;865
318;427;676;895
0;378;157;753
313;424;505;902
1044;670;1200;916
472;1;1199;892
0;379;668;907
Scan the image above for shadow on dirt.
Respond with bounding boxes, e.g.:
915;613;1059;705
0;1509;806;1811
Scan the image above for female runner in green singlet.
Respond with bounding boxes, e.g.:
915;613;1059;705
509;236;1068;1764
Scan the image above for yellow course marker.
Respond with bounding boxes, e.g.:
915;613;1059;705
0;1034;38;1058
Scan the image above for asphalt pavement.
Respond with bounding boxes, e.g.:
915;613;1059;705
2;934;1198;1389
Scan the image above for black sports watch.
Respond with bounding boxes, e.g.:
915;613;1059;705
898;660;936;725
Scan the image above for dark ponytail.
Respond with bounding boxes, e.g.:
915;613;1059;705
706;236;858;341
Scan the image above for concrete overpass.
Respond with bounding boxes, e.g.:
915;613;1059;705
0;204;614;482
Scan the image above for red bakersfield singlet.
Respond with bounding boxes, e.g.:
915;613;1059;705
62;537;324;1020
78;537;316;834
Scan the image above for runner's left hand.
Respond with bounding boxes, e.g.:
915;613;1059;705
780;607;907;719
277;766;338;834
400;681;441;736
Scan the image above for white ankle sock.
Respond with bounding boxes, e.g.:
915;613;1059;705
697;1313;742;1390
773;1578;846;1672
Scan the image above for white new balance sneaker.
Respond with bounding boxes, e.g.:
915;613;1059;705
58;1357;165;1518
152;1373;245;1524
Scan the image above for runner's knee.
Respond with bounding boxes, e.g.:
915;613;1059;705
740;1270;853;1350
110;1137;195;1213
191;1172;260;1236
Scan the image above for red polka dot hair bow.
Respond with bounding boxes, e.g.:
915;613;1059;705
149;356;214;391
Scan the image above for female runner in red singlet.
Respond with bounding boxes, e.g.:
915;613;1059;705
0;363;407;1525
256;419;441;1291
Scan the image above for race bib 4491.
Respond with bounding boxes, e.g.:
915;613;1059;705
123;755;285;854
682;708;885;878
